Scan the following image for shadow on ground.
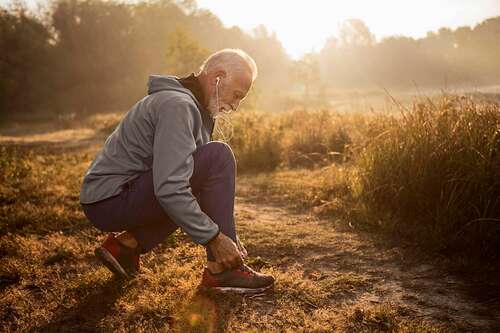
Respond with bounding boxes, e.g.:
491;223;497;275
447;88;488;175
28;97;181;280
38;278;126;333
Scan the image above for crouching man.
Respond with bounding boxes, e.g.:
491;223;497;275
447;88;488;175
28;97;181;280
80;49;274;293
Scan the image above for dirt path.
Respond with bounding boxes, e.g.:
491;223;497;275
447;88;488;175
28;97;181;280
228;190;500;332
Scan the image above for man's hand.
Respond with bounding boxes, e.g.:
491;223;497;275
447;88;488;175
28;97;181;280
207;233;243;269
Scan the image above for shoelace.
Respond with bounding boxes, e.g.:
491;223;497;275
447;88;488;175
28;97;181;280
238;265;256;276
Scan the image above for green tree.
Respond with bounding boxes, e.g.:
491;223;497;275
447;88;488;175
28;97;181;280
165;26;209;76
50;0;136;114
0;5;53;120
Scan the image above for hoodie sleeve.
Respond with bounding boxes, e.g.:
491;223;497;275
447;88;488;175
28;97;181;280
152;96;219;245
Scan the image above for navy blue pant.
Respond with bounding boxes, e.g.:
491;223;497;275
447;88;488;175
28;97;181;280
81;141;237;261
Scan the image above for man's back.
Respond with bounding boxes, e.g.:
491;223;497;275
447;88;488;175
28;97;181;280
80;75;212;204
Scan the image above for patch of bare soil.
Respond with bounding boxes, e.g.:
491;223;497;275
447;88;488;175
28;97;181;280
230;192;500;332
0;128;104;149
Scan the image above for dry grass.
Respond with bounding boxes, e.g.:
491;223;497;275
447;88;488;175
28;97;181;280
357;96;500;257
2;142;475;332
225;96;500;263
0;95;499;332
216;108;372;171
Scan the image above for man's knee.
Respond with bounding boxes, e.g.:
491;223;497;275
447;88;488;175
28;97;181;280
205;141;236;170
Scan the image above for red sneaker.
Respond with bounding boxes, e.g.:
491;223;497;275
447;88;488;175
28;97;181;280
200;264;275;294
94;234;140;278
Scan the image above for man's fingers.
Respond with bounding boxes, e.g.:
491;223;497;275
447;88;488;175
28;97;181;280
223;257;233;267
234;254;243;267
228;254;242;268
210;233;244;270
215;254;235;269
216;255;242;270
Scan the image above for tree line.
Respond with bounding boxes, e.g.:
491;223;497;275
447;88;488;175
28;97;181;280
1;0;499;121
0;0;290;121
317;18;500;89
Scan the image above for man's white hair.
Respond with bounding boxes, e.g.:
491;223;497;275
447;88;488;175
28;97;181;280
199;49;258;81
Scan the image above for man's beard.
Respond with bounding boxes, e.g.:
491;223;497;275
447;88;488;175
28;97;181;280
207;85;232;119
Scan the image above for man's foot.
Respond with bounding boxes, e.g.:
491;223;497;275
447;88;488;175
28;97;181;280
200;264;275;294
94;234;140;279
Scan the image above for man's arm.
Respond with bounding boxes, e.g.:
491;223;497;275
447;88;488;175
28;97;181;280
152;96;219;245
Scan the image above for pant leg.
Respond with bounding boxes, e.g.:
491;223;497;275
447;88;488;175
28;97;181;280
81;171;179;253
124;171;179;252
81;141;237;258
130;141;237;256
190;141;237;261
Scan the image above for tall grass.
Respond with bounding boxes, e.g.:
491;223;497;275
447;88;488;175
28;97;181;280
357;96;500;255
223;109;361;171
217;112;283;171
226;96;500;260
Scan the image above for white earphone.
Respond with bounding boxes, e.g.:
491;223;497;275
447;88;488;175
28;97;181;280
215;76;221;114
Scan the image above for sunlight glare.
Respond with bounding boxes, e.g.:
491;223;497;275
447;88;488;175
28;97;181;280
196;0;500;59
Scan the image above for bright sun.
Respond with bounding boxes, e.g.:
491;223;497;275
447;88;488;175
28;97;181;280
196;0;500;59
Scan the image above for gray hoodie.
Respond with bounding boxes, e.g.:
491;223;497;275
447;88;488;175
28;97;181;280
79;75;219;245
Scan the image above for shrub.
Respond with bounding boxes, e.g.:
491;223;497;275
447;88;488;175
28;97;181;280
280;110;352;168
225;109;358;172
218;111;283;172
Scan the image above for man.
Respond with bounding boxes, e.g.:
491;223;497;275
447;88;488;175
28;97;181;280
80;49;274;293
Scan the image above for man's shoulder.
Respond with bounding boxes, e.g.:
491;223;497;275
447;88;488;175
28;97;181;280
150;89;199;110
148;90;202;125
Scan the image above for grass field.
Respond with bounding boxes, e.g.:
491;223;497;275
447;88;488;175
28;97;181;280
0;95;499;332
226;95;500;262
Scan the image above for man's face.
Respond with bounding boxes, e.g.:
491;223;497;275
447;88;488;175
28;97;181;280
206;69;252;117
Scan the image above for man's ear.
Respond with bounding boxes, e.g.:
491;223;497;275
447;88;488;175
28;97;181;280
213;70;227;84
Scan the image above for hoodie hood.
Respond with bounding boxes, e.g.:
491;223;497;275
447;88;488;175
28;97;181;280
148;74;216;135
147;75;203;110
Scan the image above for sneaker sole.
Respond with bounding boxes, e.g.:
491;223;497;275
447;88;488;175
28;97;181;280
206;284;274;294
95;247;129;279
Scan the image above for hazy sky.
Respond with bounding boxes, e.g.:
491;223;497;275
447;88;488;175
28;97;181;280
196;0;500;58
3;0;500;59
